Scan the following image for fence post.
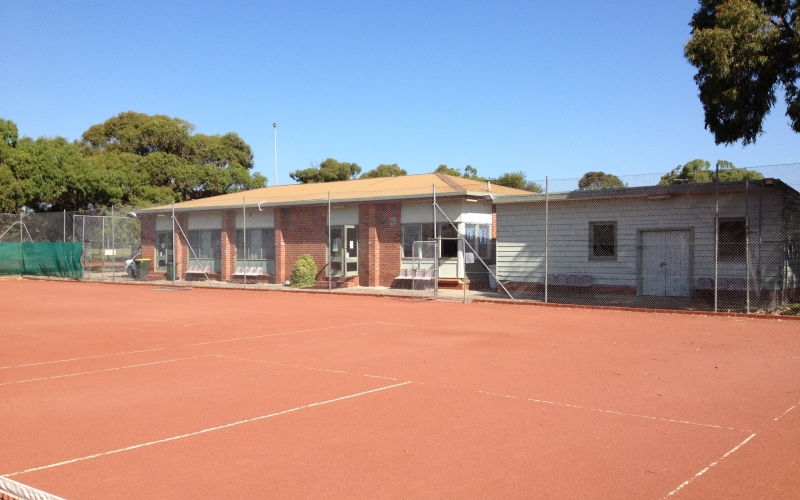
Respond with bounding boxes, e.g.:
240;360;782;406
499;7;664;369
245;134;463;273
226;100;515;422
63;210;66;242
102;215;105;281
745;179;750;313
545;176;549;303
714;162;719;312
433;183;438;300
328;192;332;294
243;197;247;287
172;201;176;286
111;206;115;282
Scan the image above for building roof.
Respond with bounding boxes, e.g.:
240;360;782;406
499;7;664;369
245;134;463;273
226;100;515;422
141;173;531;213
492;178;798;204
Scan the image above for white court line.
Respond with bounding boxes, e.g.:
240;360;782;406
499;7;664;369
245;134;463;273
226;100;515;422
474;389;750;432
663;433;757;498
0;322;379;370
2;329;390;387
0;347;170;370
774;401;799;422
589;340;800;359
215;354;398;381
4;381;412;478
0;355;214;387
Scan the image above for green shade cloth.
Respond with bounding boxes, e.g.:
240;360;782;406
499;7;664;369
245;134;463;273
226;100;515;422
0;242;83;278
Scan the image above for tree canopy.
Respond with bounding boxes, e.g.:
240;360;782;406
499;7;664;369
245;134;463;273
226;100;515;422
360;163;407;178
0;112;266;213
684;0;800;145
290;158;361;183
658;159;764;185
432;164;487;181
491;171;542;192
578;171;627;190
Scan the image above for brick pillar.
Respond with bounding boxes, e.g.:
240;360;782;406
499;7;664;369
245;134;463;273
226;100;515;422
274;208;287;284
377;202;402;286
140;214;156;262
358;203;376;286
220;210;237;281
174;213;189;279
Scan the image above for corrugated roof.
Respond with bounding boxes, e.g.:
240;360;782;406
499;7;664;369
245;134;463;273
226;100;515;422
141;173;531;212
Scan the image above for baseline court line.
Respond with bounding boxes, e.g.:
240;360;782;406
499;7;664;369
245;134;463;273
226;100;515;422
663;433;757;498
0;355;214;387
214;354;399;381
774;401;799;422
470;387;750;432
4;381;412;478
0;322;381;370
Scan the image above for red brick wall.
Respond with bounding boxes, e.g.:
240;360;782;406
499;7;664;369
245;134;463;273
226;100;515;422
358;201;402;287
275;205;328;284
174;213;189;278
140;214;156;262
220;210;237;281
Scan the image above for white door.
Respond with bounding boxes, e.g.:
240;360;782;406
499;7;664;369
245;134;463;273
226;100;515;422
641;231;691;297
641;231;665;296
664;231;691;297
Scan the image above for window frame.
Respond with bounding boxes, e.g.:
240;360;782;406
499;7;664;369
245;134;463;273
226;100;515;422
589;221;617;261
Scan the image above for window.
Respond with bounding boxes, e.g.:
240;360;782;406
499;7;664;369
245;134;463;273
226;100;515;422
718;219;746;261
402;223;434;257
188;230;221;260
589;222;616;260
465;224;492;259
236;228;275;260
155;231;173;269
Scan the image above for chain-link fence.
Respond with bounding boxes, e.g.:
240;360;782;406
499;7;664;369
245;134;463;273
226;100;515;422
1;163;797;315
0;207;145;282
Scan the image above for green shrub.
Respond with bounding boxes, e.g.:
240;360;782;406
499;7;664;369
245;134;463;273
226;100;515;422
291;254;318;288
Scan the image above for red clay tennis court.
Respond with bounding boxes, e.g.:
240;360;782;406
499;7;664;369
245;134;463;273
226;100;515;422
1;279;799;499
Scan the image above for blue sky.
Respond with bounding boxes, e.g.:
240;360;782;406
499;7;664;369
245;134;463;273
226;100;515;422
1;1;798;186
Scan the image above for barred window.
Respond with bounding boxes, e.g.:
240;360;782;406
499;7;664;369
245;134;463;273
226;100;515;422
589;222;616;260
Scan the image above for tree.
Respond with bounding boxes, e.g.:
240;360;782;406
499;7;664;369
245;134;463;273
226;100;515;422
360;163;407;178
290;158;361;183
684;0;800;145
578;171;626;190
0;112;267;212
433;164;462;177
491;171;542;192
658;159;764;185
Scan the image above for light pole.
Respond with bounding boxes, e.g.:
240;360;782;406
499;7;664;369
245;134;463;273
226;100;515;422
272;123;277;186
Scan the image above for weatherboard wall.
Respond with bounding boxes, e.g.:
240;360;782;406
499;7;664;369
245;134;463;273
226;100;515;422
496;186;789;294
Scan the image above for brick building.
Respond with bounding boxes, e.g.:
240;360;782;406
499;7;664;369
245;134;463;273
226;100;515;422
138;173;529;288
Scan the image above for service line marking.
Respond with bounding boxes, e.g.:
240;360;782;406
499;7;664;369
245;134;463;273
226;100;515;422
0;355;214;387
0;322;382;370
774;401;799;422
663;433;757;498
4;381;412;478
214;354;399;381
474;389;750;433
